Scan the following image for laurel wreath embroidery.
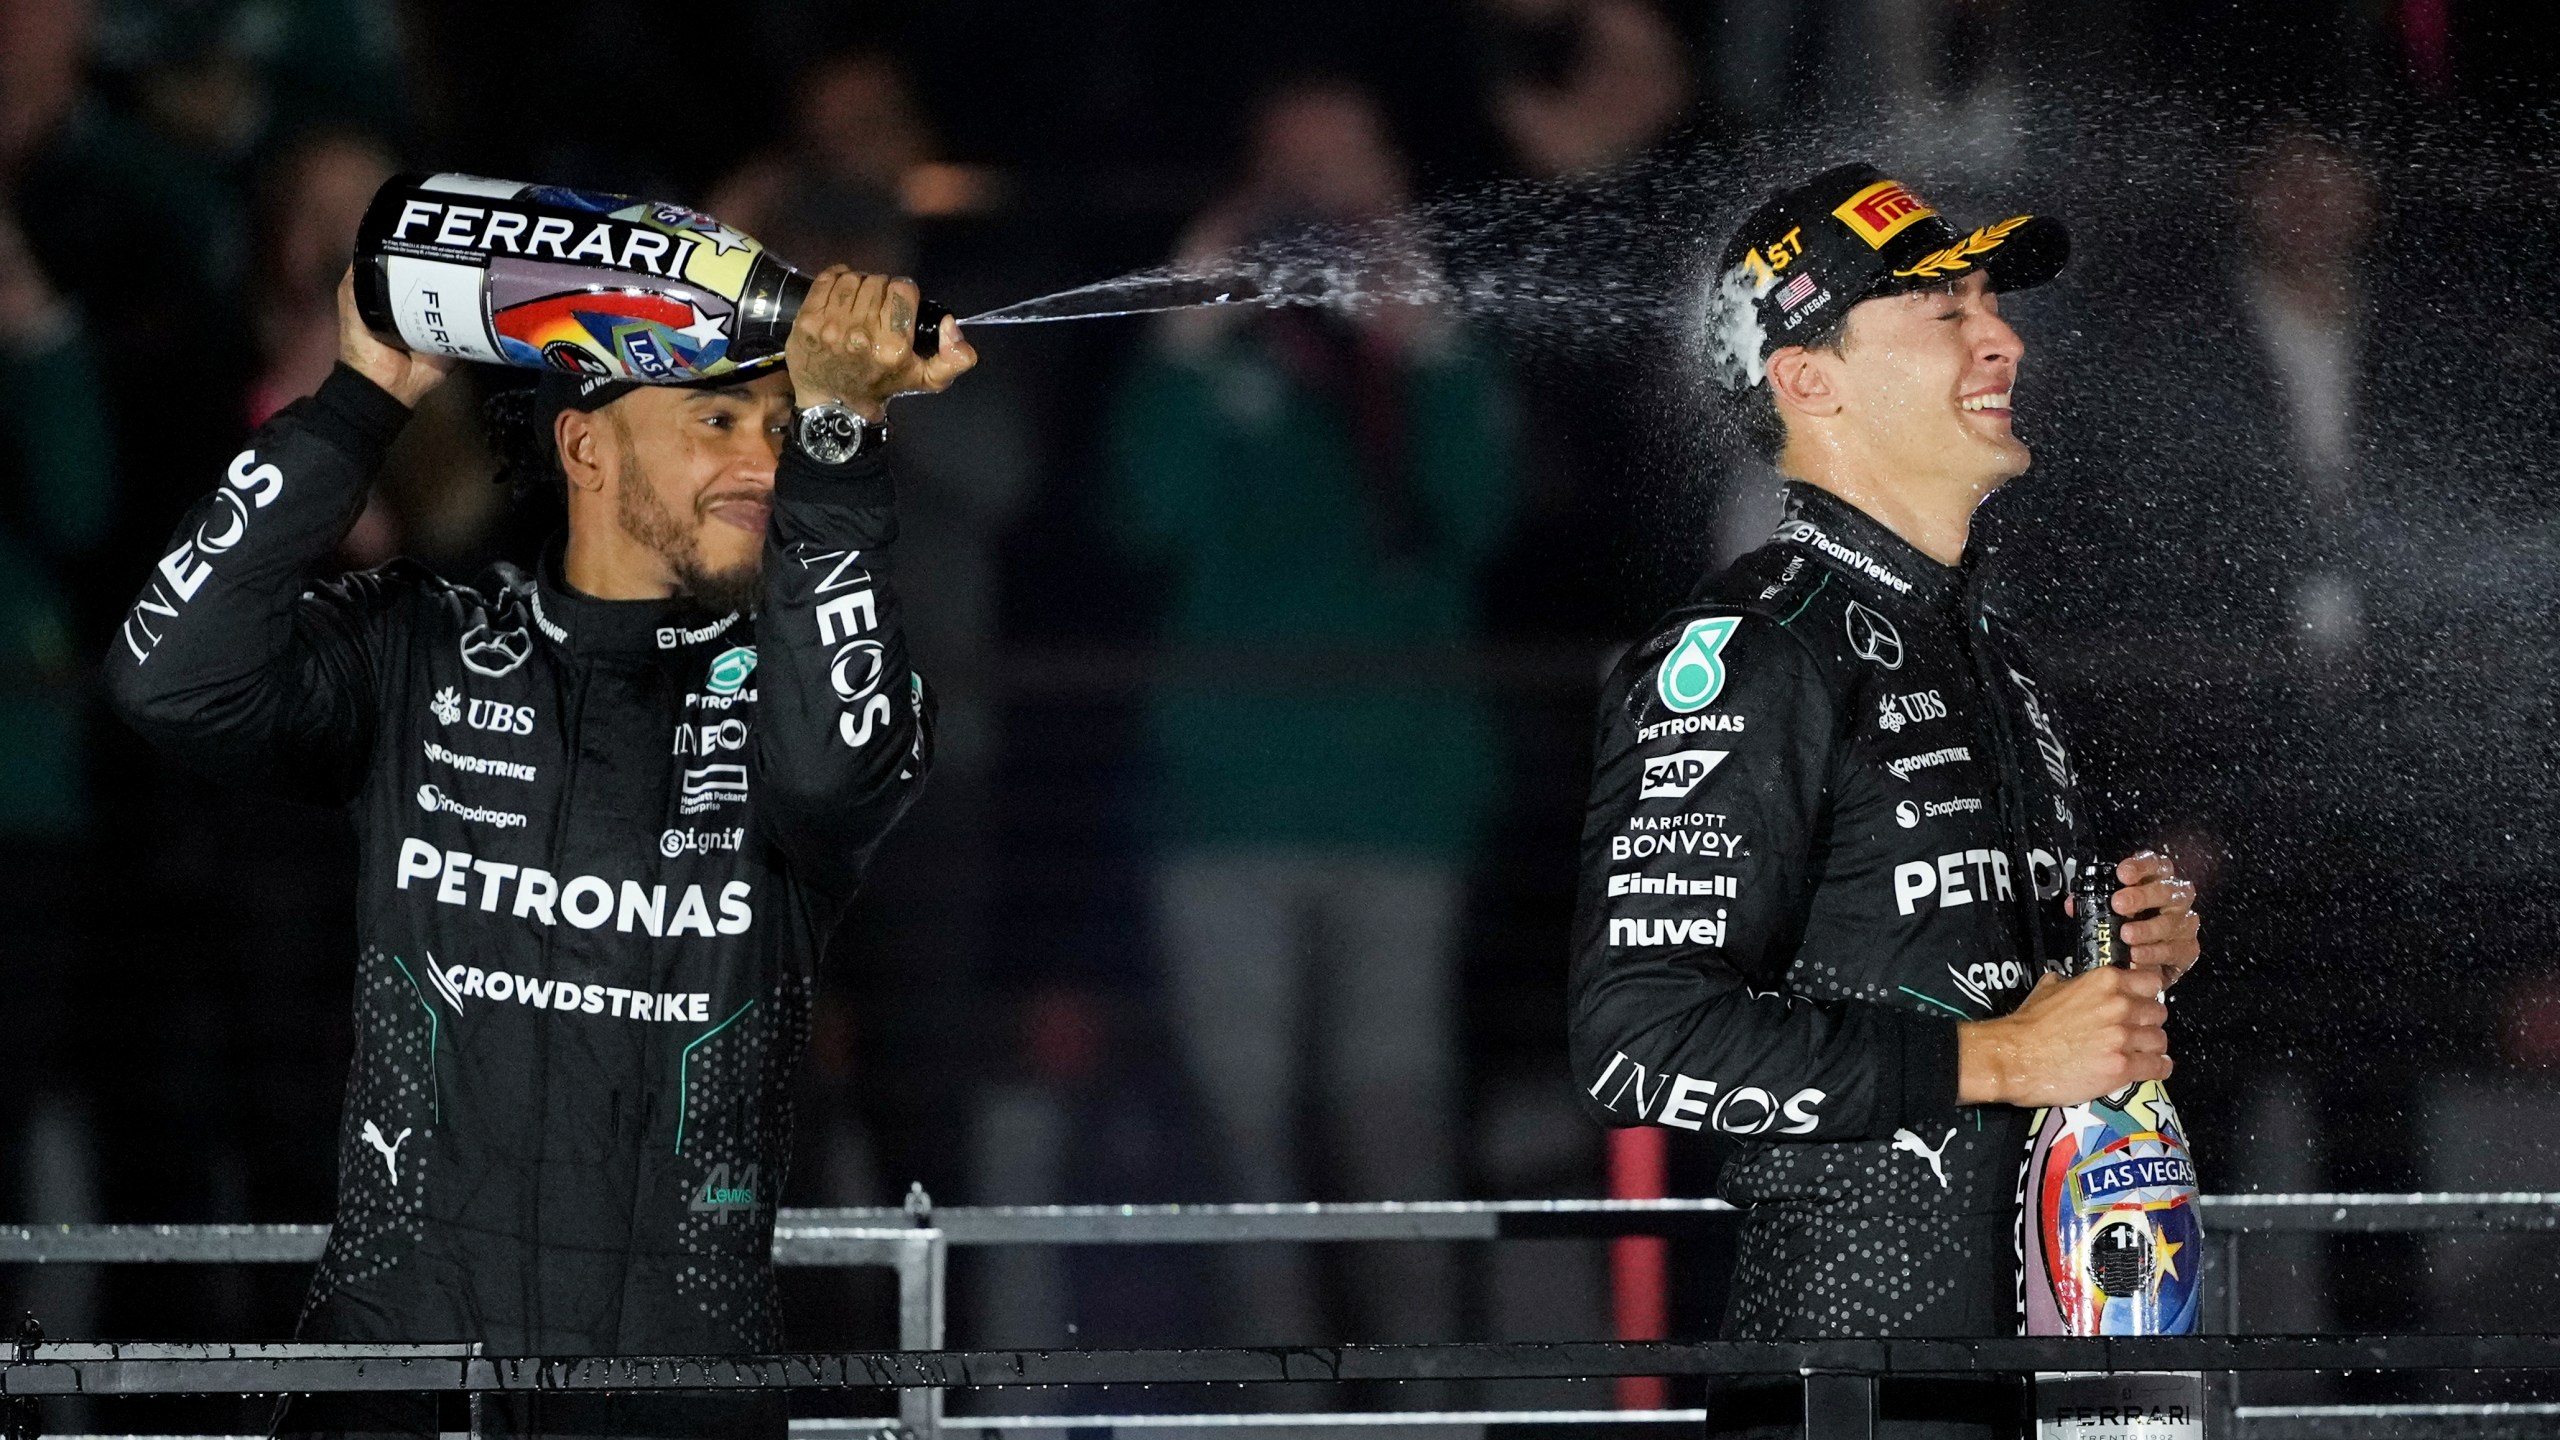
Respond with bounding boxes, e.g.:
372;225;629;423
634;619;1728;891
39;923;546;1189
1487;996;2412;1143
1891;215;2033;279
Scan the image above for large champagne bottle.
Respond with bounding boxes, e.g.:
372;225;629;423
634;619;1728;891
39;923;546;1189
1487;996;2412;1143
352;172;941;384
2019;860;2204;1336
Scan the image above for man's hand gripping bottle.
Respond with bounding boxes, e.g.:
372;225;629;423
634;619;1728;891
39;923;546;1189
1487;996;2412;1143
2019;859;2203;1336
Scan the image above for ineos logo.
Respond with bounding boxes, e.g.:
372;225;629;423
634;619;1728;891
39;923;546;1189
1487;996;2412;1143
459;623;533;678
1845;602;1903;670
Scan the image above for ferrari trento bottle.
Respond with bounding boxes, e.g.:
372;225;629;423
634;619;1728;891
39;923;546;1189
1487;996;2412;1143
352;172;944;384
2019;858;2204;1336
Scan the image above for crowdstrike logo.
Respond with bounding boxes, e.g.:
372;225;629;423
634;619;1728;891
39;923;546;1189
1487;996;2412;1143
416;784;529;829
425;952;714;1024
424;740;536;783
1886;746;1971;782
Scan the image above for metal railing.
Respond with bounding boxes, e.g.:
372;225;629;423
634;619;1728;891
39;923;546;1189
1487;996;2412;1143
10;1193;2560;1438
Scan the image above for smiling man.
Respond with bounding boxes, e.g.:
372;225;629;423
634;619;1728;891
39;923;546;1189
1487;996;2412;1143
1567;164;2201;1436
108;266;973;1440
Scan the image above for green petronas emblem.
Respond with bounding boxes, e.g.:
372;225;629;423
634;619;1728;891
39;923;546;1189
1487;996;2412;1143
1657;616;1742;714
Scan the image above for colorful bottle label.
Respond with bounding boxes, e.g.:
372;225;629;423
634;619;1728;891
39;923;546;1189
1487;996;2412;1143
2021;1079;2203;1335
355;173;789;385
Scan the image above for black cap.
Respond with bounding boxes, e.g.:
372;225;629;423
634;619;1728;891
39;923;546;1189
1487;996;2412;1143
1705;162;2070;390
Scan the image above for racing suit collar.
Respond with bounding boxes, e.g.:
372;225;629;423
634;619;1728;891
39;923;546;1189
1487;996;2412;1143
505;548;744;657
1775;482;1965;613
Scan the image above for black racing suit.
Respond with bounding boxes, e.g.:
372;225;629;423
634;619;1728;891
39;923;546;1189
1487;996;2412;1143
107;367;931;1439
1567;484;2087;1428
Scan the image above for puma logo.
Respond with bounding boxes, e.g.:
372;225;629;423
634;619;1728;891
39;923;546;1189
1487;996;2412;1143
361;1119;413;1185
1891;1126;1956;1190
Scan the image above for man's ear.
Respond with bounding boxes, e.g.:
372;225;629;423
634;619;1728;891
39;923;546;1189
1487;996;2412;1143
555;409;607;494
1767;345;1843;421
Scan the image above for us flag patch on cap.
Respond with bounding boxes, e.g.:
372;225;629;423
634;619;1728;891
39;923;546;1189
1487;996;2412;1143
1776;273;1819;311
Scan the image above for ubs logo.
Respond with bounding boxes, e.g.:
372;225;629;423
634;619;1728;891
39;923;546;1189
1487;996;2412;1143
467;699;536;735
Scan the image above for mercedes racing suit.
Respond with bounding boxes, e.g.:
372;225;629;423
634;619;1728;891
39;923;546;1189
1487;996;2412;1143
107;367;931;1437
1568;481;2087;1342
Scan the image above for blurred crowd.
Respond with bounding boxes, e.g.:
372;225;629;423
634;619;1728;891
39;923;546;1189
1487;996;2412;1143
1;0;2554;1366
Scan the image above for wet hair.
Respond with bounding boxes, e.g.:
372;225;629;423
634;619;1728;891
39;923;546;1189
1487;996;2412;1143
1736;304;1852;465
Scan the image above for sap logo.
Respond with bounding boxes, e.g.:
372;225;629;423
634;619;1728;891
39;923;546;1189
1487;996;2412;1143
121;449;286;664
1639;750;1729;801
1876;689;1946;732
1607;872;1737;899
1893;849;2015;915
1948;959;2029;1010
673;718;749;756
465;699;536;735
657;616;738;651
1611;829;1745;862
679;764;749;815
1587;1051;1825;1136
1609;911;1728;948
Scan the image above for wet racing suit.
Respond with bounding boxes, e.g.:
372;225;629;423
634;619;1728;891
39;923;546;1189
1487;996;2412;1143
1568;482;2089;1360
107;367;931;1439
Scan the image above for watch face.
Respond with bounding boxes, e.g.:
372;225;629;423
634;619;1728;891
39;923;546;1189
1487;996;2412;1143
797;404;866;463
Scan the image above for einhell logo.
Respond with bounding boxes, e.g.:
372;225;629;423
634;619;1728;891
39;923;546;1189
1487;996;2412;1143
1833;180;1937;249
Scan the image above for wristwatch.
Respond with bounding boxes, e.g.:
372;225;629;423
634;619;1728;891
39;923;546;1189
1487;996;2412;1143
793;400;886;465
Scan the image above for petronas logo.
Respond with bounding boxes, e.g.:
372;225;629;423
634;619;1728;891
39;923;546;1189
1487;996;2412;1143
705;646;757;696
1656;617;1741;714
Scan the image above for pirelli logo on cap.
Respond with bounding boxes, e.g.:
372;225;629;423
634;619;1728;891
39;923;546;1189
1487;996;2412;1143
1833;179;1936;249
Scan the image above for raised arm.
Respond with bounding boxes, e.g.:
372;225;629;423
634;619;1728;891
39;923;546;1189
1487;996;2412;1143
103;273;450;802
748;267;976;894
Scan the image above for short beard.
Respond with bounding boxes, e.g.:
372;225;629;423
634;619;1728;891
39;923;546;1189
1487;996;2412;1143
612;439;763;617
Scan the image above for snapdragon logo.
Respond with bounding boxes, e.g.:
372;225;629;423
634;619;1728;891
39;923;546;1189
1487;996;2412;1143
1586;1050;1825;1136
415;784;528;829
395;837;753;938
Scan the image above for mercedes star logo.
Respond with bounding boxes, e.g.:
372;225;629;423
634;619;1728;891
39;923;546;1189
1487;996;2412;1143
1844;601;1904;670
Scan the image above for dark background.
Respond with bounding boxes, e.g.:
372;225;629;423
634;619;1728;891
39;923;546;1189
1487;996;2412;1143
5;0;2560;1418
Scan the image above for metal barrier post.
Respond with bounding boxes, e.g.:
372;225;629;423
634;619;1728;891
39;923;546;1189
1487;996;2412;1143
899;1185;945;1440
1801;1373;1873;1440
